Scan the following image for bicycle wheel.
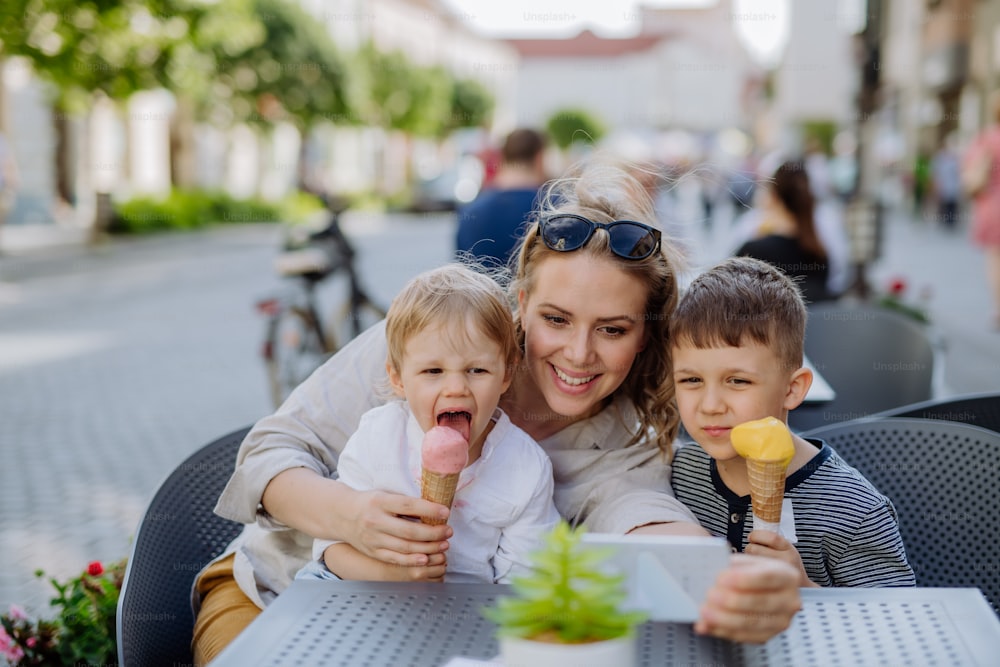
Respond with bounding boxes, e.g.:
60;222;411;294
264;306;333;407
335;295;387;346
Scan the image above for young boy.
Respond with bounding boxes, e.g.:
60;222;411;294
299;263;559;584
669;257;914;587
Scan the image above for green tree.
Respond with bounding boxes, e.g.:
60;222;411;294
215;0;351;129
0;0;264;112
355;42;482;139
546;108;606;150
449;77;493;132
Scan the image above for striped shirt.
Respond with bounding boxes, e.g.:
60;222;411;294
671;440;915;588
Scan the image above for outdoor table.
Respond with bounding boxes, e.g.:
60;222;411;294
211;580;1000;666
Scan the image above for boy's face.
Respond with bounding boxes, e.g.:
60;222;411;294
672;340;810;462
388;321;512;449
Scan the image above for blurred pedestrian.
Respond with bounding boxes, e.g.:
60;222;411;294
963;94;1000;329
930;135;961;230
456;128;548;270
731;160;835;304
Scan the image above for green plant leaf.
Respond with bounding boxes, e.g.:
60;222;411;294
481;521;646;643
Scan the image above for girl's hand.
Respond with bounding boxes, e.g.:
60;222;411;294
323;544;447;582
745;530;817;588
695;554;802;643
344;489;453;566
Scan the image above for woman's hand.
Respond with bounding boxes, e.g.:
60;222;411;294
745;530;817;588
694;554;802;643
262;469;452;566
343;489;454;566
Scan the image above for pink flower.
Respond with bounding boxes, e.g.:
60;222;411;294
7;604;27;620
87;561;104;576
887;277;907;296
25;636;36;648
0;626;25;661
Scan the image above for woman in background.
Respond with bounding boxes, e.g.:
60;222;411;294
734;160;835;304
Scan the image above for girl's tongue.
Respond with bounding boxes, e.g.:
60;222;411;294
438;411;471;442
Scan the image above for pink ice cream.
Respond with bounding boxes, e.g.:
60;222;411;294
420;426;468;525
421;426;469;473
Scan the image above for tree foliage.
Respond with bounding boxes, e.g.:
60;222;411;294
449;77;493;131
546;108;606;150
0;0;350;128
0;1;491;135
355;42;493;138
214;0;350;129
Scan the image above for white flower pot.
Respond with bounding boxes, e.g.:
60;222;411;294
499;633;636;667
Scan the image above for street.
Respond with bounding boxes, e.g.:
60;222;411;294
1;206;999;615
0;212;455;613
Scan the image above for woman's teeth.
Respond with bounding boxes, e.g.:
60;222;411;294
554;366;595;386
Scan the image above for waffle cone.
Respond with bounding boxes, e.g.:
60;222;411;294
746;459;788;524
420;468;460;525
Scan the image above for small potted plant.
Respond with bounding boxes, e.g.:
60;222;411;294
483;521;646;667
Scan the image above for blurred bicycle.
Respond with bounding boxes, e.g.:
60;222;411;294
256;196;386;407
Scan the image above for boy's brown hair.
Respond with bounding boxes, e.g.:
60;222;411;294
670;256;807;371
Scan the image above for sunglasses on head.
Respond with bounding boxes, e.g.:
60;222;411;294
538;214;662;260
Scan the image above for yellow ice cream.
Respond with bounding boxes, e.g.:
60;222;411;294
731;417;794;465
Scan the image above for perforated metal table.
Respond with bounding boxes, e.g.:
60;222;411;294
211;580;1000;666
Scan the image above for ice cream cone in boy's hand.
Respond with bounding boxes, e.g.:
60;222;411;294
731;417;795;532
420;426;468;525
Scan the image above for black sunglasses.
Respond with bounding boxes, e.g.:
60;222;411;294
538;214;662;260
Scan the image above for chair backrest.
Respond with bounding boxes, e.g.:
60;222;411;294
789;303;936;432
873;392;1000;435
117;426;250;666
802;417;1000;613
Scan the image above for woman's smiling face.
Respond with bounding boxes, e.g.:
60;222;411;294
517;252;650;422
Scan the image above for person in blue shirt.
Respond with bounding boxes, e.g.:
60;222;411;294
456;128;548;269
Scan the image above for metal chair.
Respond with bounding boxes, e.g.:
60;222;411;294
789;303;937;432
802;417;1000;613
872;391;1000;434
116;426;250;666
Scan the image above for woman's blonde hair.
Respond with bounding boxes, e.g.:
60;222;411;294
385;263;519;377
509;156;687;455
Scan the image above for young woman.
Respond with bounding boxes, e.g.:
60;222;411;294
192;159;802;664
734;160;835;304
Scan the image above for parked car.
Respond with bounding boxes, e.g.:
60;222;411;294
409;155;483;212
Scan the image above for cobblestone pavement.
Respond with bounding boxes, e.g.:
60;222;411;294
1;204;997;618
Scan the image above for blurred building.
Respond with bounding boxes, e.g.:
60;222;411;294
0;58;60;225
866;0;1000;206
963;0;1000;133
765;2;857;152
300;0;519;196
507;1;758;136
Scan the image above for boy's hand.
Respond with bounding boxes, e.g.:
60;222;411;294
323;543;448;583
377;552;448;583
745;530;817;588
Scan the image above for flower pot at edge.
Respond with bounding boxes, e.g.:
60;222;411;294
499;633;636;667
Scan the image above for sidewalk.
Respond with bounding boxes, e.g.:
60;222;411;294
1;221;91;256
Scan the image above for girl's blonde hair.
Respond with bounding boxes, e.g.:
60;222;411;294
509;156;687;456
385;263;519;377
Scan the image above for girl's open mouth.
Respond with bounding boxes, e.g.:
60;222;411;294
437;411;471;441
